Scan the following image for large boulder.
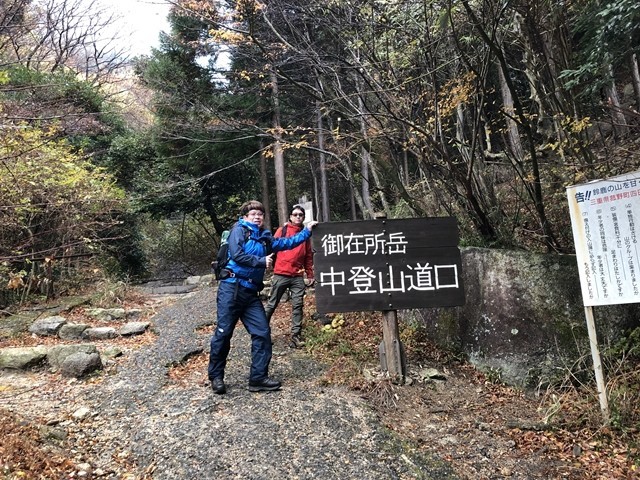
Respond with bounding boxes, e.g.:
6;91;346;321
86;308;126;322
406;247;640;388
58;323;89;340
29;315;67;336
60;352;102;378
82;327;117;340
0;312;40;338
1;295;90;338
0;346;48;369
119;322;150;336
47;344;98;369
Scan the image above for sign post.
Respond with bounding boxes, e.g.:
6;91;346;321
312;217;465;382
567;170;640;422
380;310;406;382
584;305;609;421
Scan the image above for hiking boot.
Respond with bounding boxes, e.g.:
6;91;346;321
211;377;226;395
248;377;282;392
289;334;305;349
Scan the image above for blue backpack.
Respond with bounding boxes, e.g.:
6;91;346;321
212;224;273;280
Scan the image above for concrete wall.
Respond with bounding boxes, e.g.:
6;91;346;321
401;247;640;388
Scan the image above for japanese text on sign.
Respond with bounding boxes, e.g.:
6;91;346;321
320;232;408;256
573;179;639;205
567;171;640;306
320;263;460;296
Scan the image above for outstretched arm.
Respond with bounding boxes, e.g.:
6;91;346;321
272;221;319;252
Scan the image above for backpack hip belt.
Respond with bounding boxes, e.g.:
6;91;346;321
220;268;254;283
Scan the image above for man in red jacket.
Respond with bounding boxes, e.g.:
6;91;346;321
265;204;314;348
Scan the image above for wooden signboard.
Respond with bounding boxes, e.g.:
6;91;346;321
312;217;465;314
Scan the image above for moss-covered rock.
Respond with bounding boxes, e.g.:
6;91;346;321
406;247;640;388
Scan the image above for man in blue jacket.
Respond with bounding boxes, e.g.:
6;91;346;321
208;200;318;394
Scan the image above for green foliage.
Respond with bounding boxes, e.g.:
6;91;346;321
608;327;640;360
538;325;640;436
98;211;149;279
104;132;159;191
132;8;274;230
605;328;640;429
304;316;372;363
3;65;103;114
560;0;640;94
1;65;125;156
0;124;129;297
137;212;215;278
304;325;340;352
0;125;125;219
0;1;157;294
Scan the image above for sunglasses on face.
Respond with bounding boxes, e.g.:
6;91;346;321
291;212;305;217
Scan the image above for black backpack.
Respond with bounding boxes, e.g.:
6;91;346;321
212;226;248;280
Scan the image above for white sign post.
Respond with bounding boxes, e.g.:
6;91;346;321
567;170;640;422
297;196;314;226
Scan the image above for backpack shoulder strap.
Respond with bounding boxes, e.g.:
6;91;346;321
238;225;251;245
274;224;287;239
235;225;252;253
231;223;250;238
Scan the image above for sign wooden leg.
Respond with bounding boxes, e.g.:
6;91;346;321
584;306;610;423
381;310;406;384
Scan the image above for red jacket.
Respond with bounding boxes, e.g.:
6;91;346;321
273;222;313;279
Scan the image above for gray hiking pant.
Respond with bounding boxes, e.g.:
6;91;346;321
265;275;306;336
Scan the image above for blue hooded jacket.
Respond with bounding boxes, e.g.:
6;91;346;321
223;218;312;290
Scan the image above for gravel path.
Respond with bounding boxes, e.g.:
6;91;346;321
79;287;458;479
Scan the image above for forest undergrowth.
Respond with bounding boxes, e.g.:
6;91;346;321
1;284;639;479
296;295;640;479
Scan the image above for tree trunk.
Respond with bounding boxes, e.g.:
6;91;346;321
368;156;391;216
604;63;628;137
259;138;272;231
456;103;472;163
513;13;552;141
604;63;629;137
402;137;410;186
497;64;525;163
456;102;498;241
360;145;372;216
461;0;560;250
308;149;320;222
630;53;640;111
316;99;330;222
349;182;357;220
270;67;288;225
357;89;374;219
356;80;391;218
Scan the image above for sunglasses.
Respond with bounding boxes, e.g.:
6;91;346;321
291;212;305;217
